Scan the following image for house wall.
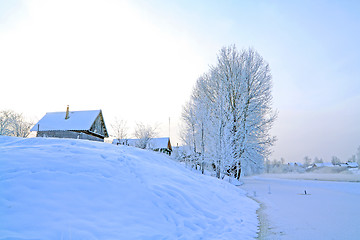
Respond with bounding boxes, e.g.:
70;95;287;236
37;130;103;142
90;114;106;137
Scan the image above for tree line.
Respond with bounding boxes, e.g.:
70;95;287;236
180;45;276;179
265;151;360;174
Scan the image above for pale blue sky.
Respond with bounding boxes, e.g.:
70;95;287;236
1;0;359;162
135;0;360;105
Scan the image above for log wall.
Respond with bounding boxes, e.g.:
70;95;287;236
37;130;103;142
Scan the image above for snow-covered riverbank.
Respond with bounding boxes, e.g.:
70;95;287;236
240;175;360;240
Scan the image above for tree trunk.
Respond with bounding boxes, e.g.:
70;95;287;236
236;161;241;180
216;164;221;178
201;123;205;174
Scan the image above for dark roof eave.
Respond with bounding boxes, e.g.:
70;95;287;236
76;130;106;139
38;129;106;139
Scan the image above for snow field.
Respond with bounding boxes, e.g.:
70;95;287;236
0;136;258;239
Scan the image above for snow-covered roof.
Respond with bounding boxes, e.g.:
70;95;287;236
31;110;101;132
148;137;171;150
347;162;359;168
313;162;334;167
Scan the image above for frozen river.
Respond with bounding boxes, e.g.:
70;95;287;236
240;175;360;240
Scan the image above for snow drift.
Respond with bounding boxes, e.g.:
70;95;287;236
0;136;258;239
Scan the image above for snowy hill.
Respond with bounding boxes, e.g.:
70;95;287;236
0;136;258;239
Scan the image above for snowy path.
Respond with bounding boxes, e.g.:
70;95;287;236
240;176;360;240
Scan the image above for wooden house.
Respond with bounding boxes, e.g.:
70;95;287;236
148;137;172;155
30;106;109;142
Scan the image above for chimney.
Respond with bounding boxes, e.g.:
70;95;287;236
65;105;70;120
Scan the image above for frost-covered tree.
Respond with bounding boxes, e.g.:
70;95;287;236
181;101;198;155
0;110;33;137
111;118;128;140
181;46;276;179
0;110;14;136
313;157;324;164
134;122;158;149
12;114;33;138
356;146;360;168
347;155;356;163
191;82;209;173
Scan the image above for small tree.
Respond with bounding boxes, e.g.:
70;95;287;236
356;146;360;168
347;155;356;163
264;159;271;173
133;122;158;149
111;118;128;140
331;156;341;165
303;156;312;167
313;157;323;164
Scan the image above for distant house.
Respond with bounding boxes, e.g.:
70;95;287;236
113;137;172;155
31;106;109;142
311;162;334;168
337;162;359;168
347;162;359;168
287;162;303;167
148;137;172;154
